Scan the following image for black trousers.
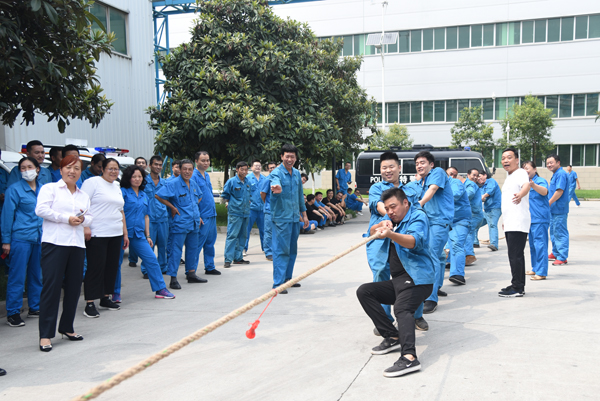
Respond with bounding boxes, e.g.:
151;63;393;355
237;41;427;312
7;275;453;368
505;231;528;292
357;272;432;357
84;236;122;300
39;243;85;339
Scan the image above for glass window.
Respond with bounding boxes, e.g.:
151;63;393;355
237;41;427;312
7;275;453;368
423;101;434;122
411;30;422;52
353;34;364;55
411;102;422;123
572;145;583;167
573;94;586;116
495;98;507;120
423;29;434;51
358;158;373;176
546;95;558;117
522;20;534;43
398;31;410;53
386;34;398;53
496;23;508;46
471;25;483;47
585;144;597;166
535;19;546;42
548;18;560;42
342;35;353;56
590;14;600;38
387;103;399;124
483;98;494;120
559;95;572;118
507;97;518;116
399;102;410;124
374;159;381;175
365;41;377;55
458;99;469;118
90;3;107;35
446;100;458;121
561;17;574;41
402;160;417;174
483;24;494;46
494;149;503;168
536;95;545;104
434;100;445;121
459;26;470;48
587;93;599;115
508;21;520;45
470;99;482;108
558;145;571;165
575;15;588;39
447;27;458;49
434;28;445;50
110;8;127;54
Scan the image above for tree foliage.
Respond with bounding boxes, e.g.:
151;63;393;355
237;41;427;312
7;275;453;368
148;0;375;173
498;95;555;162
0;0;115;133
450;106;495;157
368;124;413;150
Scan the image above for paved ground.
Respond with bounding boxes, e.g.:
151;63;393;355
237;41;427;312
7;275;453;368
0;202;599;400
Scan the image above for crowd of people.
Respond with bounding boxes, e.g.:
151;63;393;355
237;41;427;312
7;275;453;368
0;140;579;379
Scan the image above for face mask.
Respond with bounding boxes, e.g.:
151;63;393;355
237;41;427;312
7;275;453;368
21;170;37;182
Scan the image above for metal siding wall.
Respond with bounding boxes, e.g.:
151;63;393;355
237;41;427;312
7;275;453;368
3;0;156;159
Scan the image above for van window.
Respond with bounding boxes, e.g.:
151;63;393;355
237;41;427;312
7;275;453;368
434;159;449;170
358;158;373;176
374;159;381;175
401;159;417;174
449;158;483;173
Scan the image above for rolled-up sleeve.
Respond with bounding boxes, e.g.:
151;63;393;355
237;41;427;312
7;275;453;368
405;216;428;252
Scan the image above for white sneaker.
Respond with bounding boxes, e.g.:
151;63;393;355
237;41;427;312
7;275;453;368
357;212;363;216
243;250;247;256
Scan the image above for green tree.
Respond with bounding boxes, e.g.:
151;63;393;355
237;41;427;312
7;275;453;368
148;0;375;177
368;124;413;150
0;0;115;133
450;106;495;161
498;95;554;162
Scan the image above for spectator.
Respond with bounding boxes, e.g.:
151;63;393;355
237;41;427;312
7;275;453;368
81;153;106;183
476;172;502;251
498;148;530;297
314;191;337;226
62;145;84;188
120;166;175;299
564;165;581;207
260;162;277;261
445;167;472;286
142;156;169;276
323;189;346;223
269;144;309;294
81;158;127;318
8;140;51;187
335;162;352;200
335;191;347;209
305;194;326;230
522;161;550;280
221;161;251;267
0;150;9;218
135;157;148;171
155;159;204;289
546;154;570;266
2;157;43;327
244;160;266;257
46;147;63;182
464;168;483;265
192;151;220;275
345;188;365;215
301;173;308;185
36;155;91;352
166;160;182;182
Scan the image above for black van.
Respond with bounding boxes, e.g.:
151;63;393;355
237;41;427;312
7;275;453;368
355;145;492;194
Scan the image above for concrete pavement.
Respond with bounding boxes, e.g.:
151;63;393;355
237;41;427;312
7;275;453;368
0;202;599;400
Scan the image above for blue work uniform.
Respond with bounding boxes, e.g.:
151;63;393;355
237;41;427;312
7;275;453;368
269;164;306;288
221;174;250;263
47;166;61;183
1;179;43;317
568;171;580;206
528;175;550;277
549;167;569;261
464;178;483;256
117;188;167;293
245;173;266;253
336;169;352;194
417;167;454;304
0;168;9;217
192;169;218;272
8;165;52;188
365;180;421;320
476;177;502;248
345;193;363;212
156;176;202;277
142;175;170;274
80;166;96;183
447;178;471;279
260;178;273;258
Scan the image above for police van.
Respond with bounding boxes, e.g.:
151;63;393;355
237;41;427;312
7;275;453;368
355;145;492;194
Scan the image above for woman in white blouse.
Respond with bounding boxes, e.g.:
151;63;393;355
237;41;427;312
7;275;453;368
35;155;92;352
80;158;129;318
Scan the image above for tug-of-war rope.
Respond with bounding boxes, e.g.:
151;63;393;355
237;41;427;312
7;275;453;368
71;233;381;401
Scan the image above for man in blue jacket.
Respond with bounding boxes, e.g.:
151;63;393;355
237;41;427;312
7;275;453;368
335;162;352;200
546;154;569;265
221;161;251;268
8;140;51;187
357;187;435;377
260;162;277;261
477;173;502;251
565;165;581;207
464;168;483;263
143;155;169;276
244;160;266;256
445;167;472;285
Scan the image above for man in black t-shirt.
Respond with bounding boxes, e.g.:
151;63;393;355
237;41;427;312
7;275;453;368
305;194;326;229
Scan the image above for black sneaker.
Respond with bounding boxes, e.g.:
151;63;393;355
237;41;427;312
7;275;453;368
205;269;221;275
224;262;231;268
7;314;25;327
445;263;450;270
143;273;149;279
415;317;429;331
180;259;185;265
498;287;524;298
170;277;182;290
473;244;480;248
449;275;466;285
437;289;447;297
279;289;288;294
186;273;208;283
233;259;250;264
383;356;421;377
128;262;137;267
371;337;402;355
285;279;301;288
488;244;498;251
423;300;437;314
99;297;121;311
84;303;100;318
266;255;273;261
27;310;40;318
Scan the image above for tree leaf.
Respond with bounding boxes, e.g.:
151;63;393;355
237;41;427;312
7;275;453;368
30;0;42;12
